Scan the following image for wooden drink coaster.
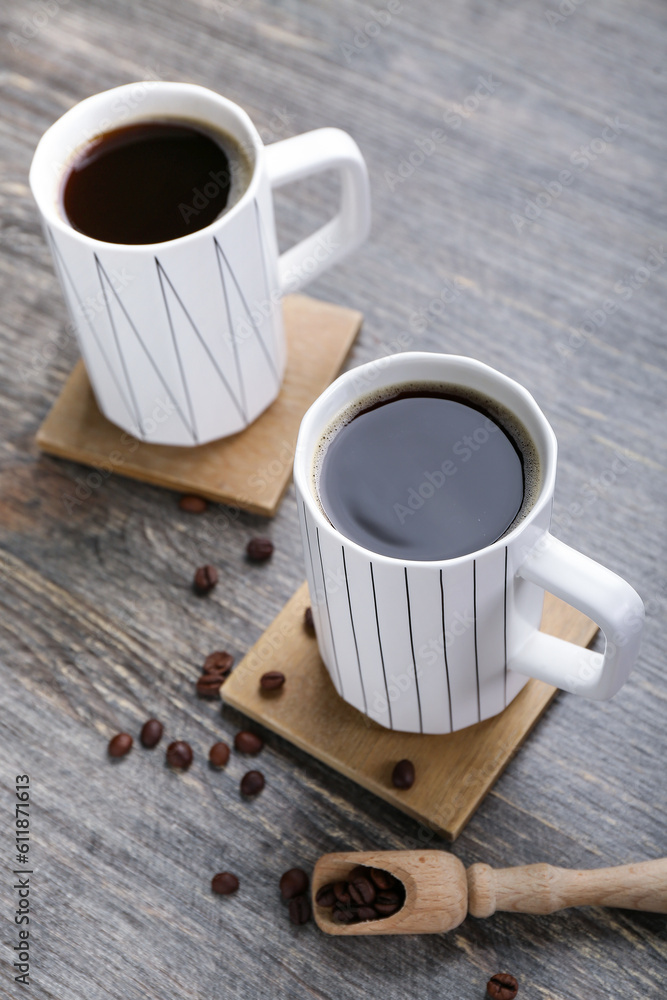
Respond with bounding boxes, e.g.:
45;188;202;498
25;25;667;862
222;582;598;840
36;294;362;517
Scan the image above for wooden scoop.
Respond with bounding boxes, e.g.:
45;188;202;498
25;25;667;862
312;850;667;936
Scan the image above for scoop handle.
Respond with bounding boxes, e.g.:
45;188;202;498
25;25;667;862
467;858;667;917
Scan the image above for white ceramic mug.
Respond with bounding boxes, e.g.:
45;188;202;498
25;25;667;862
294;352;644;734
30;82;371;445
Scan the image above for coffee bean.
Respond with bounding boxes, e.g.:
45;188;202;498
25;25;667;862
193;564;218;595
392;758;415;789
108;733;132;757
315;883;337;908
203;650;234;675
369;868;396;891
486;973;519;1000
211;871;239;895
357;906;378;921
304;606;315;633
288;894;311;925
209;742;230;767
234;731;264;754
196;673;224;698
166;741;193;770
260;671;285;691
280;868;309;900
349;874;375;906
246;537;274;562
333;881;351;905
240;770;265;796
179;495;208;513
139;719;163;749
332;906;356;924
373;898;402;916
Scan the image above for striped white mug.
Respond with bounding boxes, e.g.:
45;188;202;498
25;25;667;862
294;353;644;734
30;82;370;445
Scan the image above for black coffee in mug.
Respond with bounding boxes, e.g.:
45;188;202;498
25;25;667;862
61;119;252;244
315;384;540;561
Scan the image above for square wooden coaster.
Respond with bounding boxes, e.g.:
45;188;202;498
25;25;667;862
36;294;362;517
222;582;598;840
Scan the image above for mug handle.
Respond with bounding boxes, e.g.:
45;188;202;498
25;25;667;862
265;128;371;294
509;533;644;699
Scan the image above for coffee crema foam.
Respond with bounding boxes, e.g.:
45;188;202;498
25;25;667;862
312;380;542;552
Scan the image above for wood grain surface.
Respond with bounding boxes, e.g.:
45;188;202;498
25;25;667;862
35;295;363;516
0;0;666;998
222;583;598;841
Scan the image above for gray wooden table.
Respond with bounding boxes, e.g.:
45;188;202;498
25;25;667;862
1;1;665;997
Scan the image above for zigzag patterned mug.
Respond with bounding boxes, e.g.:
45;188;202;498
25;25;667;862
30;83;370;445
294;353;644;734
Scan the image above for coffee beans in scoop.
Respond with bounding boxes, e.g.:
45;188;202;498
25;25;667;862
315;866;405;924
108;733;132;757
211;872;239;895
240;770;265;796
392;759;415;789
486;973;519;1000
166;741;193;770
140;719;163;749
234;731;263;754
193;564;218;595
246;537;274;562
209;742;230;767
280;868;309;900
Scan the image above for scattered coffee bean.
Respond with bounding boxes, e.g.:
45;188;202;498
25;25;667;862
260;671;285;691
280;868;309;900
304;606;315;633
234;730;264;754
392;758;415;789
315;883;337;908
203;651;234;676
211;871;239;895
196;673;225;699
486;973;519;1000
108;733;132;757
240;770;265;796
179;495;208;514
139;719;163;749
209;742;230;767
316;866;406;924
166;740;193;770
288;894;311;925
193;564;218;595
246;537;274;562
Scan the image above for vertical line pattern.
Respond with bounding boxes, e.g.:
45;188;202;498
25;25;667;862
341;546;367;716
473;559;481;723
439;569;454;733
252;198;281;356
404;568;423;733
214;238;247;422
370;563;393;730
315;526;344;698
155;260;199;444
503;546;509;708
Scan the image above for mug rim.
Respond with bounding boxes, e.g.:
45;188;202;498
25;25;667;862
294;351;558;569
29;81;264;252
